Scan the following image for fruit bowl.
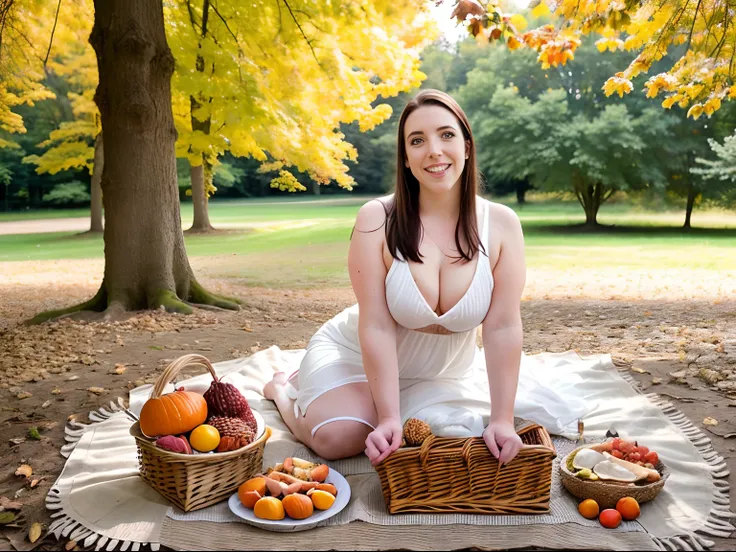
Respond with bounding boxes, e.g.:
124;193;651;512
560;444;669;510
228;468;351;532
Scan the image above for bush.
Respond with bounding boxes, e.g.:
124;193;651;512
42;181;90;206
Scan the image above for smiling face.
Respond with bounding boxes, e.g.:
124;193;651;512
403;104;470;196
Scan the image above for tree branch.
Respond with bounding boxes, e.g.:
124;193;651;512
0;0;15;57
209;1;242;50
186;0;202;34
43;0;62;68
685;0;703;52
281;0;321;68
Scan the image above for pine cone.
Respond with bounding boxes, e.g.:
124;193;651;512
204;379;258;434
403;418;432;447
208;416;255;448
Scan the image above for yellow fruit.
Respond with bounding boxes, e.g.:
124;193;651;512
253;496;285;520
578;499;600;519
189;424;220;452
310;489;336;510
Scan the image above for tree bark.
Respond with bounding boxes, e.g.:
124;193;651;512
312;180;321;196
89;132;104;233
189;160;214;232
27;0;238;324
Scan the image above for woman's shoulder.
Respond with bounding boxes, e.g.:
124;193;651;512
481;197;522;228
354;195;394;231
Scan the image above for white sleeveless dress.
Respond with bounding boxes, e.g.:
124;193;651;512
286;198;589;437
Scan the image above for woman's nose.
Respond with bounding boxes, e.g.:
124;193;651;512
427;138;442;157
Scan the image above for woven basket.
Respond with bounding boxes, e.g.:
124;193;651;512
130;354;271;512
375;423;556;514
559;446;669;509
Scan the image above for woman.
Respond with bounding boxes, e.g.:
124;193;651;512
264;89;526;466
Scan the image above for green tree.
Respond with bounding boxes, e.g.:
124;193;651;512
476;85;674;225
691;130;736;208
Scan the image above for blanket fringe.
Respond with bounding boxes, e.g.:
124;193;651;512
619;370;735;550
48;397;158;551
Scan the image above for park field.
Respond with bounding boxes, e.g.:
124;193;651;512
0;195;735;291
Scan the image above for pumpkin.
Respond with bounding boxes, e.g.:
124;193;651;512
139;387;207;437
282;493;314;520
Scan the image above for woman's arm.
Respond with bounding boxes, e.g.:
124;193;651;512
348;200;402;464
481;204;526;464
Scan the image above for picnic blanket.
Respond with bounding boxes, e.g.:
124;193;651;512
46;348;734;551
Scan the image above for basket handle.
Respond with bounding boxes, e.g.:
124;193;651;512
150;354;219;399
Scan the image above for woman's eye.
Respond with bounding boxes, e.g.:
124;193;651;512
410;138;423;146
442;132;455;139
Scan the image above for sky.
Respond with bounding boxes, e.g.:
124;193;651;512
430;0;532;43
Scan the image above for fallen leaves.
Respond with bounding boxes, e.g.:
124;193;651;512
26;427;41;440
28;521;42;543
87;387;106;395
630;366;649;374
0;497;22;511
0;512;15;524
16;392;32;400
8;437;25;446
110;364;127;375
703;417;719;426
15;464;32;478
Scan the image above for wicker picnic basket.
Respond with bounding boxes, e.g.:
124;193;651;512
375;422;556;514
129;354;271;512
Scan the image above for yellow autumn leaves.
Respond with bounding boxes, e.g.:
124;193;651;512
456;0;735;118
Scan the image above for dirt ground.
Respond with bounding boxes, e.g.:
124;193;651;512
0;260;734;550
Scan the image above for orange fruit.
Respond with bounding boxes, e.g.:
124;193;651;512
309;489;336;510
599;508;622;529
253;496;285;520
577;499;600;520
282;493;314;520
189;424;220;452
238;489;261;509
616;496;641;521
240;477;266;497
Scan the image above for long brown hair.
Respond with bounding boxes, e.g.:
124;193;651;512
385;89;483;263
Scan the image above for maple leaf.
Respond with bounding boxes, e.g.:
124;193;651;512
450;0;485;22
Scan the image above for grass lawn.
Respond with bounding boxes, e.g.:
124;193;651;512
1;196;735;287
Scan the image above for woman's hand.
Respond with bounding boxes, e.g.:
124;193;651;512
483;420;523;466
365;418;403;466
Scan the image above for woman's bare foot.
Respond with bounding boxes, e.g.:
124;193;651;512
263;372;289;401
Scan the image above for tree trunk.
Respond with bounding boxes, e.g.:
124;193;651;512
189;161;214;232
27;0;238;324
684;179;698;229
89;132;104;233
186;0;215;233
582;183;600;227
515;179;530;205
312;180;321;196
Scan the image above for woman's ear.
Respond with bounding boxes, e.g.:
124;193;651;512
465;141;470;160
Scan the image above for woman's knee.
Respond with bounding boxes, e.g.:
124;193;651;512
310;420;371;460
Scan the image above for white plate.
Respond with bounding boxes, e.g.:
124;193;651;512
253;410;265;441
228;469;351;532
